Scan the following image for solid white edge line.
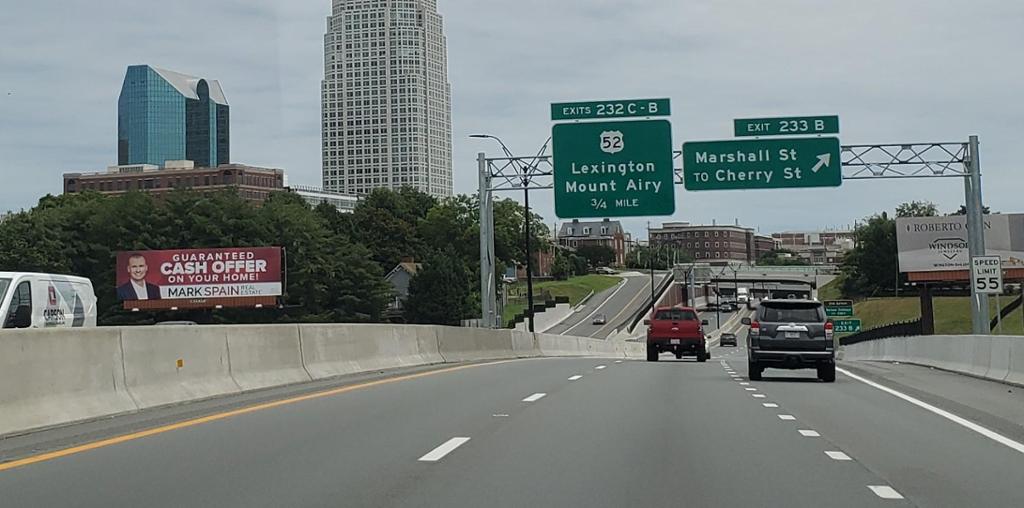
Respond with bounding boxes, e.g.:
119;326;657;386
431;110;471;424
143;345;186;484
868;485;904;499
837;367;1024;455
568;375;583;381
418;437;471;462
798;430;820;437
825;451;852;461
522;393;547;402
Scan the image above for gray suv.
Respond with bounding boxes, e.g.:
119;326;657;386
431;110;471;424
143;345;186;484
742;299;835;382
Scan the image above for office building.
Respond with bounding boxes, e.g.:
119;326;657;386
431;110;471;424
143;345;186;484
63;161;282;204
321;0;453;198
650;222;777;264
289;185;360;213
558;219;632;267
118;65;229;167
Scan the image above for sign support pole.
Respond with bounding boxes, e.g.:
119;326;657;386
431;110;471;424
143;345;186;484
478;153;496;328
965;135;990;335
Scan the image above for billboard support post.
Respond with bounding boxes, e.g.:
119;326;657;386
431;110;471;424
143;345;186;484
965;135;990;335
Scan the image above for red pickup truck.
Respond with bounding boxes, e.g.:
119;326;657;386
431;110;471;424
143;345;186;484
645;306;710;362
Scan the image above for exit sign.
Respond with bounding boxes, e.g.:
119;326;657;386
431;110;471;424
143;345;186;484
734;116;839;137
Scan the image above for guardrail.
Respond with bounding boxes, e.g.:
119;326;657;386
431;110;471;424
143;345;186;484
0;325;644;438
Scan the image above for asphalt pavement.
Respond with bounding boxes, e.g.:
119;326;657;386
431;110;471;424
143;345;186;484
4;340;1024;507
545;271;666;339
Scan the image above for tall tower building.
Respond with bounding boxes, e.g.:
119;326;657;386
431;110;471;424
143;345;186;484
322;0;453;197
118;65;229;167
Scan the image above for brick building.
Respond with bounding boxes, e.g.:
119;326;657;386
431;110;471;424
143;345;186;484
63;161;284;204
649;222;776;263
557;218;631;267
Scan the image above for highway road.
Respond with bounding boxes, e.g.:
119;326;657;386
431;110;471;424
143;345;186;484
545;271;668;339
3;342;1024;506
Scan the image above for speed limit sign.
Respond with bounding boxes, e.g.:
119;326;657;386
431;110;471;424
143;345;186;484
971;256;1003;294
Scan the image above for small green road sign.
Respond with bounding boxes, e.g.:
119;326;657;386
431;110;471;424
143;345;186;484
833;318;862;333
553;119;675;218
824;300;854;317
551;98;670;121
734;116;840;137
682;137;842;191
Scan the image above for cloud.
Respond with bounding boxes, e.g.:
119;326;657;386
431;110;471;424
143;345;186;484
2;0;1022;237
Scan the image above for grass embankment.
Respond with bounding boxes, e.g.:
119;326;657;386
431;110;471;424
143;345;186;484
853;296;1024;335
502;275;621;325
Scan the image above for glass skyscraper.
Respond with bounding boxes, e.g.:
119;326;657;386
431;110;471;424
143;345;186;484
118;65;229;167
322;0;453;198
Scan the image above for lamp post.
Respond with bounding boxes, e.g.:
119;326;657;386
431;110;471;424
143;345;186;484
470;134;538;332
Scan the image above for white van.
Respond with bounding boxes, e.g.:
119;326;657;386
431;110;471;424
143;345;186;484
0;272;97;329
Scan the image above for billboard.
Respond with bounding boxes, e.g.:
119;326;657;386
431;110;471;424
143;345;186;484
116;247;283;309
896;214;1024;273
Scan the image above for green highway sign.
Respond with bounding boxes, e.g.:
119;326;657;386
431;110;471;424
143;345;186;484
553;119;675;218
682;137;842;191
551;98;670;121
824;300;854;317
734;116;840;137
833;318;862;334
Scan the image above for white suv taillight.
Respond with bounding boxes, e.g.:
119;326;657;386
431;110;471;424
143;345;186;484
750;321;761;337
825;321;834;341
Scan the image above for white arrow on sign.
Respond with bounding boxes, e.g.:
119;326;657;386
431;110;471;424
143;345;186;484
810;153;831;173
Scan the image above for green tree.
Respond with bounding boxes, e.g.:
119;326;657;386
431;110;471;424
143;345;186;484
841;212;898;297
492;198;550;268
896;200;939;218
350;187;437;271
551;250;572;280
403;249;474;325
575;244;616;268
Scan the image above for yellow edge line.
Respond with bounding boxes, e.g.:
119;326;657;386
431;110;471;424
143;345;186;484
0;359;515;473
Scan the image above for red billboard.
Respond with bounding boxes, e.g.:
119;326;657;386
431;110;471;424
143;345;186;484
116;247;283;309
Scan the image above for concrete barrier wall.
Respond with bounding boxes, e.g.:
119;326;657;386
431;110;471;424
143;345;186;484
0;324;644;437
300;324;442;380
0;328;137;437
120;326;240;409
437;327;515;362
844;334;1024;387
226;325;312;391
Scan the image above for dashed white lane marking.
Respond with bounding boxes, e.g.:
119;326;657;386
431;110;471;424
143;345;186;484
868;485;904;500
419;437;471;462
739;382;750;385
763;403;779;408
595;365;607;370
752;394;766;398
492;414;509;418
778;414;796;420
798;430;821;437
825;451;852;461
745;388;757;391
838;367;1024;456
568;375;583;381
615;360;623;364
522;393;547;402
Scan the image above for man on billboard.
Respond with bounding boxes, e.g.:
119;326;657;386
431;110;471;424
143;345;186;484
116;253;162;301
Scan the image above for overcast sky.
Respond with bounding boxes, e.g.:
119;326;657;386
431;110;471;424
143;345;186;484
2;0;1022;237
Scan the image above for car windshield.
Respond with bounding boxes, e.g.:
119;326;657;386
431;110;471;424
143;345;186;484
761;303;823;322
654;309;698;321
0;278;10;304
